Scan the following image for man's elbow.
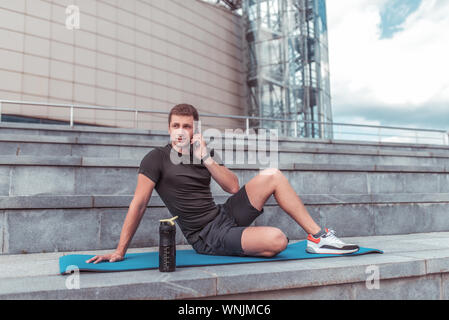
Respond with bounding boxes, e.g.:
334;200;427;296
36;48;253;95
222;172;240;194
228;183;240;194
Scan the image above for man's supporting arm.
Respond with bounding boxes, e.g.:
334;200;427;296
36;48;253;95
86;174;155;263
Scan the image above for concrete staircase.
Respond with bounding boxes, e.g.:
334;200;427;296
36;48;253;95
2;232;449;299
1;121;449;299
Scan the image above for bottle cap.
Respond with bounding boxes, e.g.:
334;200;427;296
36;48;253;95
159;216;178;226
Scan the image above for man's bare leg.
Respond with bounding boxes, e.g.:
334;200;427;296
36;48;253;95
240;226;290;257
241;168;322;257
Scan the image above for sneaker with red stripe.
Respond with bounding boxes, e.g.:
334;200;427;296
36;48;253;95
306;228;359;254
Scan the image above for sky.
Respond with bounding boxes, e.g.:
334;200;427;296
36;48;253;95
326;0;449;132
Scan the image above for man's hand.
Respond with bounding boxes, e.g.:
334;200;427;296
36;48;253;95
86;251;124;264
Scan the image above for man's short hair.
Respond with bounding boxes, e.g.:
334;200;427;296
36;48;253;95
168;104;199;125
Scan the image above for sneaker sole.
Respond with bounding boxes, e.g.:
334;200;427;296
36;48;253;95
306;246;359;255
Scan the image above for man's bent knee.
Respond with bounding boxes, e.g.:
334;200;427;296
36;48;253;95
257;168;284;191
267;228;288;256
260;167;282;177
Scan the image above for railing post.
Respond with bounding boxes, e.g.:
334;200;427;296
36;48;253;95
134;110;138;129
0;101;2;123
294;120;297;137
70;105;74;128
246;117;249;135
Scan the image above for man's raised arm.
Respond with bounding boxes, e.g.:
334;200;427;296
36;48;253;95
203;156;239;194
191;133;239;194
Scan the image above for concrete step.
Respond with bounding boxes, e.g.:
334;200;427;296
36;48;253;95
1;133;449;167
1;156;448;196
0;122;168;141
2;121;449;156
0;134;166;160
1;232;449;299
1;193;449;254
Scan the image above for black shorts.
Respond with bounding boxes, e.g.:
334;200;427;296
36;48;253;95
192;184;264;256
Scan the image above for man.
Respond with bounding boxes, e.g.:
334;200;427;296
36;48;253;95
87;104;358;264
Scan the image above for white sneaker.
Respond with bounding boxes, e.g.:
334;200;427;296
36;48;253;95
306;228;359;254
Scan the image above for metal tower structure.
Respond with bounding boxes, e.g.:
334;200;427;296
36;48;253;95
203;0;333;139
242;0;333;139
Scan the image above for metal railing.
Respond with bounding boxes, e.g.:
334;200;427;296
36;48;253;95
1;99;448;145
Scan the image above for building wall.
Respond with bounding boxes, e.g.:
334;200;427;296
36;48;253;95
0;0;246;131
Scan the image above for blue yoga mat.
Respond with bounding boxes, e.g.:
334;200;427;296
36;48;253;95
59;240;383;274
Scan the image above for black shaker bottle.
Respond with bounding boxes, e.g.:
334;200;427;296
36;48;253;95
159;216;178;272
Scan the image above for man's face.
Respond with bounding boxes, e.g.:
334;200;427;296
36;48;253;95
168;114;195;148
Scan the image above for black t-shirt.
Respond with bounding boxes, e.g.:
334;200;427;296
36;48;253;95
138;143;224;244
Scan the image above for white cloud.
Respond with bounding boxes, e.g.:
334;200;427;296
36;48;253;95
326;0;449;126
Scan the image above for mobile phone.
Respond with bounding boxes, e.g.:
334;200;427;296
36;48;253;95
192;120;201;150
